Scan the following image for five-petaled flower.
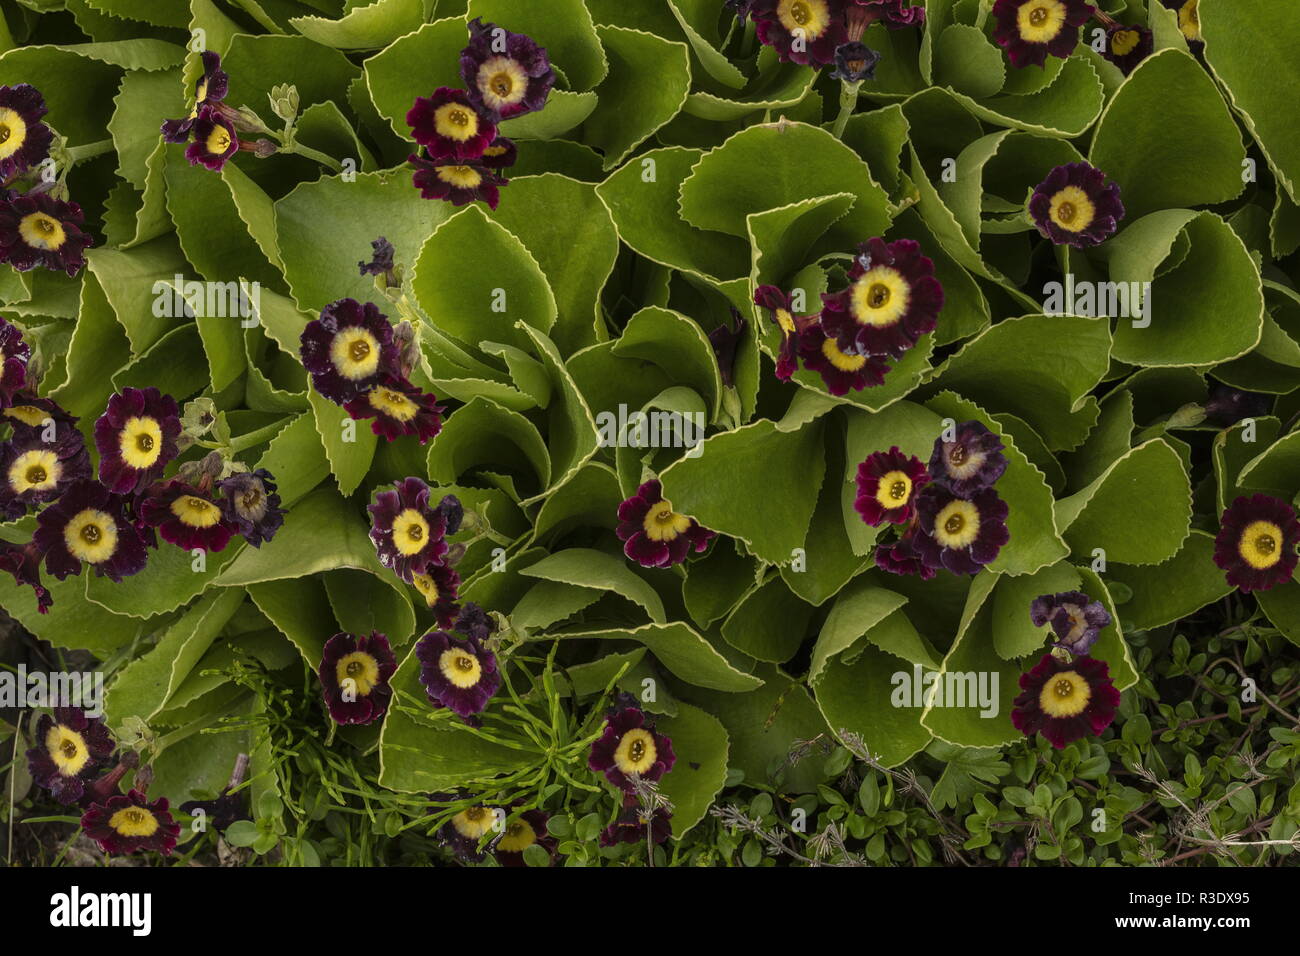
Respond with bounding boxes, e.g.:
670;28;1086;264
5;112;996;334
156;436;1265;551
1101;22;1153;75
928;420;1008;497
80;788;181;856
93;386;182;495
0;415;91;519
33;479;148;581
588;706;677;793
1029;162;1125;248
408;87;497;161
318;630;398;725
460;18;555;121
750;0;849;67
185;105;239;171
141;480;236;553
854;447;929;526
820;237;943;359
1011;652;1120;749
0;193;93;276
0;84;53;181
368;477;455;582
416;626;501;718
991;0;1094;69
410;154;508;210
616;478;714;569
1030;590;1111;656
913;484;1010;575
300;298;399;404
797;324;889;395
494;809;557;866
1213;494;1300;593
344;374;445;444
25;707;115;805
217;468;285;547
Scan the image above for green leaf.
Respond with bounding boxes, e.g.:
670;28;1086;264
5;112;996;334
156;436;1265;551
558;622;762;692
425;396;551;497
1089;48;1247;220
362;17;469;139
308;391;378;497
721;575;815;663
610;306;722;422
657;702;730;836
584;25;690;169
519;549;666;625
290;0;424;50
809;580;911;680
989;561;1081;660
932;23;1005;99
813;642;933;768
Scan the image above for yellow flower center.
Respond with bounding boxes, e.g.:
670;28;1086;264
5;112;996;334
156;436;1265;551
438;647;482;688
335;651;380;696
412;572;440;606
874;470;912;509
642;500;692;542
497;819;537;853
8;448;59;494
1017;0;1067;43
109;806;160;838
1048;186;1096;233
392;508;430;555
169;494;221;529
64;508;118;564
1111;29;1140;57
477;56;529;111
1238;520;1284;570
433;102;478;142
0;108;27;159
329;329;380;381
934;499;980;549
119;416;163;470
451;806;494;838
435;165;483;189
206;124;232;155
1039;670;1091;717
778;0;830;37
368;387;419;422
18;213;66;251
1178;0;1200;41
614;728;658;776
850;266;910;328
44;724;90;776
820;336;868;372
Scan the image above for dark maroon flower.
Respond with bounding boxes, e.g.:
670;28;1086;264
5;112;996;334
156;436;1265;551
0;193;93;277
616;478;714;569
410;153;506;210
600;805;673;847
709;307;746;389
873;528;936;581
0;539;52;613
217;469;284;547
1213;494;1300;593
25;707;114;805
1029;162;1124;248
161;51;229;143
831;41;882;82
416;628;500;718
797;324;889;395
750;0;849;66
412;563;461;628
81;789;180;856
460;19;555;120
3;393;75;432
480;136;518;170
1100;22;1152;75
93;387;182;495
0;84;53;180
299;298;399;404
588;706;676;793
141;480;236;553
453;601;494;642
913;485;1010;575
820;238;943;359
184;105;238;171
992;0;1094;69
358;236;396;281
318;631;397;725
850;0;924;29
407;87;497;160
0;415;92;519
854;447;928;526
494;809;556;866
344;375;445;443
440;804;496;860
1012;652;1120;749
0;317;29;407
367;477;450;582
1030;590;1111;655
754;284;806;382
33;480;148;581
928;420;1007;496
178;753;250;834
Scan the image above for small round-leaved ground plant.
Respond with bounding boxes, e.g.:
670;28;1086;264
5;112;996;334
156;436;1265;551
2;0;1299;869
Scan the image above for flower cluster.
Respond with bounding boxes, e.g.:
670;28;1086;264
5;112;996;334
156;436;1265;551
26;707;180;857
438;801;557;866
161;53;284;171
588;701;677;848
0;341;285;611
733;0;924;82
407;19;554;209
0;85;93;276
861;421;1011;578
300;295;444;443
416;602;502;719
755;237;944;396
616;478;715;569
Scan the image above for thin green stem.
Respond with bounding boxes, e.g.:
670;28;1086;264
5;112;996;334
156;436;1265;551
832;80;863;139
282;141;343;173
66;138;115;165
